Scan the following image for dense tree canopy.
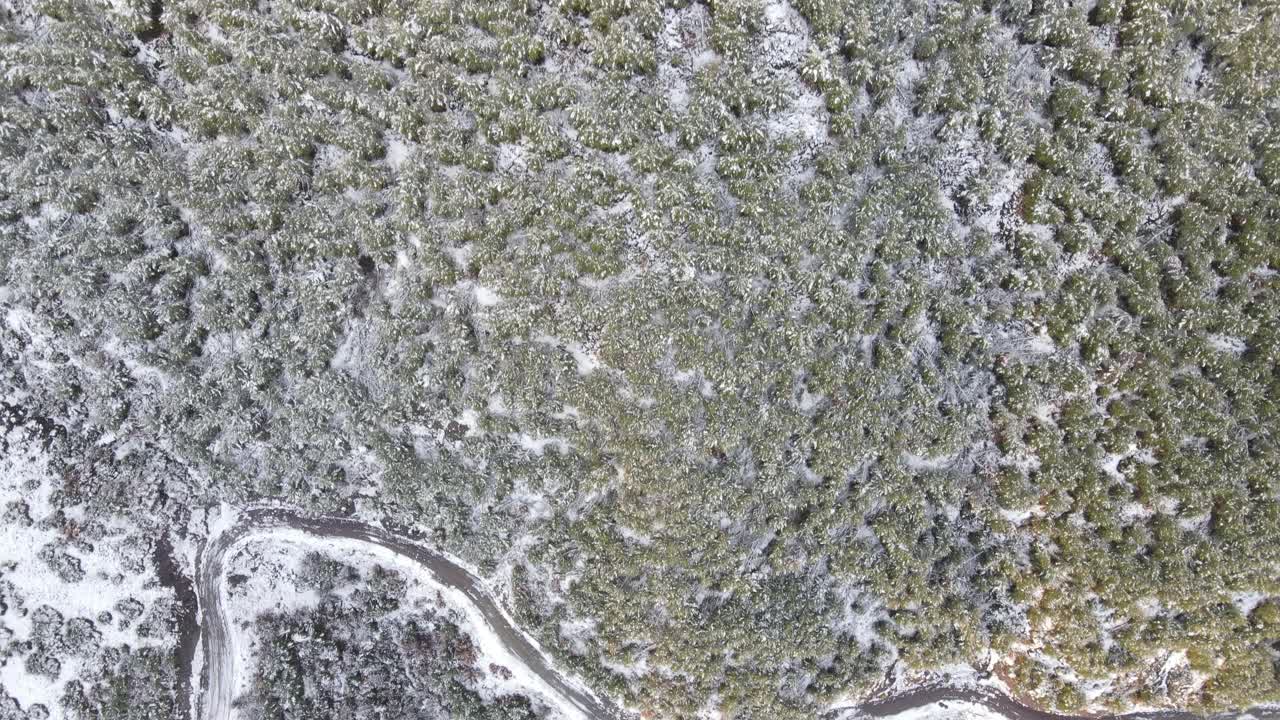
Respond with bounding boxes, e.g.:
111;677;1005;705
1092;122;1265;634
1;0;1278;716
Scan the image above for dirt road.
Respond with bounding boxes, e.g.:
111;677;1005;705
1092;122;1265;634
194;507;622;720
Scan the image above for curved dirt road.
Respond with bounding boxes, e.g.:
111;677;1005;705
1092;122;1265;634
194;507;1278;720
195;507;623;720
834;683;1279;720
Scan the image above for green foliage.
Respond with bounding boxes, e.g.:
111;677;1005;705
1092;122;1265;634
1;0;1278;715
241;564;539;720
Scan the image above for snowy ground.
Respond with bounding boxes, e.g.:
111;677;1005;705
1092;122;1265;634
0;428;170;714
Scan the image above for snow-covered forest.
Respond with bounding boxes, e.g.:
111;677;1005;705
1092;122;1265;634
226;546;551;720
1;0;1279;717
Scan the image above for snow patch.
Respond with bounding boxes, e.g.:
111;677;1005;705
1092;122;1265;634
514;433;571;456
385;137;412;170
1207;334;1247;354
0;431;170;713
474;284;502;306
534;334;602;375
1232;591;1270;617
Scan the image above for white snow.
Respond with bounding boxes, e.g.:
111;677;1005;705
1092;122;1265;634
830;587;888;651
615;525;653;547
514;433;571;456
496;143;530;171
760;0;809;66
1207;334;1247;354
202;502;242;542
0;430;170;713
557;618;598;657
998;506;1039;525
385;137;412;170
797;389;824;412
563;342;601;375
1232;591;1270;617
498;489;554;524
0;662;59;718
902;452;959;472
598;646;650;682
327;323;364;371
219;540;325;703
692;49;718;70
457;408;481;436
1175;511;1210;532
473;284;502;306
534;334;602;375
1116;501;1154;524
